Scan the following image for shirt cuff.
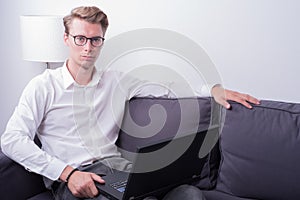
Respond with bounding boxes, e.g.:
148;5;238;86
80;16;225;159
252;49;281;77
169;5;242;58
44;157;68;181
200;84;221;97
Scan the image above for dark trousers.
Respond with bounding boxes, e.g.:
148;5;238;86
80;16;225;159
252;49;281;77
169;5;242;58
52;157;206;200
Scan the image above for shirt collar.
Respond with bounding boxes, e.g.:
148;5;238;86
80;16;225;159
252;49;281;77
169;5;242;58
62;61;74;89
61;61;102;89
87;68;102;87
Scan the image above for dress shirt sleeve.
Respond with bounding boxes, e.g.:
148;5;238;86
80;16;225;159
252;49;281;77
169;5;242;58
1;75;67;181
112;70;220;99
123;74;218;98
128;80;174;99
199;83;219;97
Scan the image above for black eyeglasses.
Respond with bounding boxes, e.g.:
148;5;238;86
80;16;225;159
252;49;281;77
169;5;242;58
68;33;105;47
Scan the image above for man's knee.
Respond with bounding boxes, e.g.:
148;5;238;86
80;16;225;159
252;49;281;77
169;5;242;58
163;184;206;200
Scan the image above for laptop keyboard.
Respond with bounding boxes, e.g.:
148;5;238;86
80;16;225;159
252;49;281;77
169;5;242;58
110;180;128;193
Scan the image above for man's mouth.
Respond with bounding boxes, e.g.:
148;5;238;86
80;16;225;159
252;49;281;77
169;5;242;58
81;55;94;60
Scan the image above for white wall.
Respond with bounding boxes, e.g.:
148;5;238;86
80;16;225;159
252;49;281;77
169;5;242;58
1;0;300;134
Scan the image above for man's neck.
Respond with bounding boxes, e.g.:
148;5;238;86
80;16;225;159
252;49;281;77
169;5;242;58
67;60;94;86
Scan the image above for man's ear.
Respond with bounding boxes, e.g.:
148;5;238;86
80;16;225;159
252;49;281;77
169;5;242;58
63;32;70;46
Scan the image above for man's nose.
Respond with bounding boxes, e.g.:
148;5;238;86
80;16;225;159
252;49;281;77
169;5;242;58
84;39;93;50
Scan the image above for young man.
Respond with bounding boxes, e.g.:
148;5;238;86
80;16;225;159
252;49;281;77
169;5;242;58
1;6;259;200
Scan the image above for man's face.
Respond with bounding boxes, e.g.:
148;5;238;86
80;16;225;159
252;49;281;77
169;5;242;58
64;18;104;70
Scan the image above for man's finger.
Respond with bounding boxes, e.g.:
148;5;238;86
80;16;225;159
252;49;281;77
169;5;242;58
215;97;231;109
92;173;105;184
243;94;260;105
87;181;99;197
223;100;231;109
228;95;253;109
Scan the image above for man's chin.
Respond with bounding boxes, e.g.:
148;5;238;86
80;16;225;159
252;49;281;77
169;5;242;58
79;60;95;69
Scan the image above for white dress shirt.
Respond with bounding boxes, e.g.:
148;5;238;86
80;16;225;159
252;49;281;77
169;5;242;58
1;62;213;182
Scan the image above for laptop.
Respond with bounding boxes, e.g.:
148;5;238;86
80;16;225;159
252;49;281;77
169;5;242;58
97;126;219;200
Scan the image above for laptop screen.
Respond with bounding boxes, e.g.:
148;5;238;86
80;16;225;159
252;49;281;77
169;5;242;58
123;126;219;199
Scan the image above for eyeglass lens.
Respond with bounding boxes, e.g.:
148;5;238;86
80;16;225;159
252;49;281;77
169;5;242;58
74;35;104;47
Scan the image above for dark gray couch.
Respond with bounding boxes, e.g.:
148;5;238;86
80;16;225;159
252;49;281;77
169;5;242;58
1;97;300;200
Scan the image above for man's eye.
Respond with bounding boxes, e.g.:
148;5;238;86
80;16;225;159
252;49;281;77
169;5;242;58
74;36;86;43
92;37;101;42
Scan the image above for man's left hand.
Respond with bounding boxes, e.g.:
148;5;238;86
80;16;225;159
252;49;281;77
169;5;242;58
211;85;260;109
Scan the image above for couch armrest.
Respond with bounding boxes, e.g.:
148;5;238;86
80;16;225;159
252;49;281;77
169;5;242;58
0;149;47;200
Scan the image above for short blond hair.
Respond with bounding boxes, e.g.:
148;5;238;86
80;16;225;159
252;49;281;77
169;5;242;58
63;6;109;35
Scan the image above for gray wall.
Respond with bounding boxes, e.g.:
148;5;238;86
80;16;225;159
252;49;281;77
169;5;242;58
1;0;300;135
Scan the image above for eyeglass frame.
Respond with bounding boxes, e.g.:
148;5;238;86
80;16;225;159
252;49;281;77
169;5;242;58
67;33;105;47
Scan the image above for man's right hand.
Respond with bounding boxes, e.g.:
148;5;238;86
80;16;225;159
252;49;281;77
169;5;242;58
60;166;105;198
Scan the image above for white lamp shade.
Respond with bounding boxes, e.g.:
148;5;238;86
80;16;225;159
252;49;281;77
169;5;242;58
20;15;68;62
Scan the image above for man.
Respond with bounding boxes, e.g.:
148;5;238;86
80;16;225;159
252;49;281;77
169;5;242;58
1;6;259;200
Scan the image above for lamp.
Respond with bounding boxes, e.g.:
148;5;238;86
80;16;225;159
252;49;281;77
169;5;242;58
20;15;68;68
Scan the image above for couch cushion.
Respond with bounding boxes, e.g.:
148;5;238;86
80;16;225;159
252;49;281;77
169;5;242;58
203;189;259;200
0;149;47;200
116;97;221;190
216;100;300;200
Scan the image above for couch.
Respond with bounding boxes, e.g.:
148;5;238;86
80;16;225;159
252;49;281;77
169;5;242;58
1;97;300;200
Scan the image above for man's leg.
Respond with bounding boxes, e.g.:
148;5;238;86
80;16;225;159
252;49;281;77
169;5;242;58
54;185;109;200
162;184;206;200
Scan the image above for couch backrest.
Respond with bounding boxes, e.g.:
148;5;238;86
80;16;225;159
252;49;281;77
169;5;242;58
216;100;300;200
116;97;222;189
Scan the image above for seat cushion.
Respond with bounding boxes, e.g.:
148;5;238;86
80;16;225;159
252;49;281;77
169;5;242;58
203;189;259;200
216;100;300;200
117;97;221;190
